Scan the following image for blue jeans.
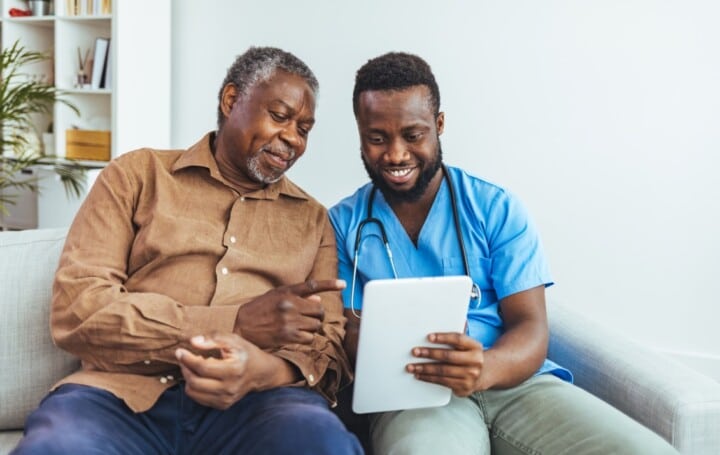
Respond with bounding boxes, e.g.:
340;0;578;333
13;384;363;454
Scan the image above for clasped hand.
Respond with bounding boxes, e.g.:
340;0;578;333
406;332;486;397
175;333;260;409
234;279;346;348
175;279;345;409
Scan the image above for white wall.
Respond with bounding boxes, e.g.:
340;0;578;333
171;0;720;378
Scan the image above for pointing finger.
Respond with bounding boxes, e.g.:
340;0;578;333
285;279;346;297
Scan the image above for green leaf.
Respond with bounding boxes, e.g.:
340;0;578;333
1;40;84;215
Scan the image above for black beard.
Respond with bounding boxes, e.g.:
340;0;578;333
362;142;443;204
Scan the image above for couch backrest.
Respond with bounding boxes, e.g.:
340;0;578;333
0;228;80;430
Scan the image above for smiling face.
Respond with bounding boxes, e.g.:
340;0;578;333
216;70;316;184
357;85;445;203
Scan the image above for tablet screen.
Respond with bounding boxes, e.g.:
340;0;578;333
352;275;473;414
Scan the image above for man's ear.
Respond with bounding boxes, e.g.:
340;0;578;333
220;83;239;118
436;111;445;136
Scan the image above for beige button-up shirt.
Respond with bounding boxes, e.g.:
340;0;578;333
51;133;350;412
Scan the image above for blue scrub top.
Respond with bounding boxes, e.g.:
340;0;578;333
329;165;571;381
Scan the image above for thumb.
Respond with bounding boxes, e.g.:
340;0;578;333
193;333;250;361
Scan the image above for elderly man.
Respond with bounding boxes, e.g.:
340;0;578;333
13;47;362;454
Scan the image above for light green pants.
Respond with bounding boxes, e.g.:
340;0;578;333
369;374;679;455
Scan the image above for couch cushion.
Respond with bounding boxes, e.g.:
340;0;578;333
0;228;79;430
548;300;720;454
0;431;23;454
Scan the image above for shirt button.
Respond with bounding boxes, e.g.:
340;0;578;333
144;360;151;365
160;377;168;384
230;236;236;244
239;196;245;202
221;267;228;275
308;374;315;383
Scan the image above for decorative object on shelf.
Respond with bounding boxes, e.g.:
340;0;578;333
42;128;55;156
75;46;91;88
65;129;110;161
27;0;52;16
0;41;85;215
8;7;32;16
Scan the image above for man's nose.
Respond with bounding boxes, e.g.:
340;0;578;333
384;139;408;163
279;125;303;150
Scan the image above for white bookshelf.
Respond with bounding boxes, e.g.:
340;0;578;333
0;0;171;229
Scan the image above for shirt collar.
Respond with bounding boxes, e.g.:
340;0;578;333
172;132;308;201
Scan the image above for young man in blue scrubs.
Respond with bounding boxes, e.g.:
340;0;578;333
329;52;678;454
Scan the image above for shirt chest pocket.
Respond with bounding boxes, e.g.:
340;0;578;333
442;255;493;291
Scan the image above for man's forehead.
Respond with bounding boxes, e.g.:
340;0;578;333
247;72;315;114
359;86;431;108
358;86;434;117
253;71;314;95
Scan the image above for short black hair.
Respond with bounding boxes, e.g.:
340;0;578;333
352;52;440;117
217;46;319;130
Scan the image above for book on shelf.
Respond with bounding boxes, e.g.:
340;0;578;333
64;0;112;16
102;43;112;89
90;37;110;89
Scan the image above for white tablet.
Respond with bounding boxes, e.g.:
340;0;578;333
352;275;474;414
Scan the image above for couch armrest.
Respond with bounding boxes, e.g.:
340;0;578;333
0;228;80;433
547;300;720;454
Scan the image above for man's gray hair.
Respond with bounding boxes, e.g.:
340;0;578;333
216;47;319;129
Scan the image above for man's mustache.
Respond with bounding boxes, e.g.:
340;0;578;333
262;144;296;161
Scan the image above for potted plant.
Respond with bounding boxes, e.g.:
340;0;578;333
0;40;85;216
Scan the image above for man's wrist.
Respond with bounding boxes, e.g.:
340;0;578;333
253;353;301;390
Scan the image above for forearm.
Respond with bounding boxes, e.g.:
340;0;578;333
473;285;549;390
52;279;239;370
480;319;548;390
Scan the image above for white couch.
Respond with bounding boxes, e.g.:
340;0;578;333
2;227;720;454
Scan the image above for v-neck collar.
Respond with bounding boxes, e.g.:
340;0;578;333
372;178;450;275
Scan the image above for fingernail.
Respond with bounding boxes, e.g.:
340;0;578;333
175;349;183;360
191;335;205;344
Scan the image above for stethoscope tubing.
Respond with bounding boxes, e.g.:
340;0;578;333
350;164;480;317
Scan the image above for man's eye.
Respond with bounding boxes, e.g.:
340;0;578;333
298;127;309;137
270;111;288;121
368;136;384;144
405;133;422;142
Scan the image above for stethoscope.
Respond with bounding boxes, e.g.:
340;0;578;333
350;164;481;317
